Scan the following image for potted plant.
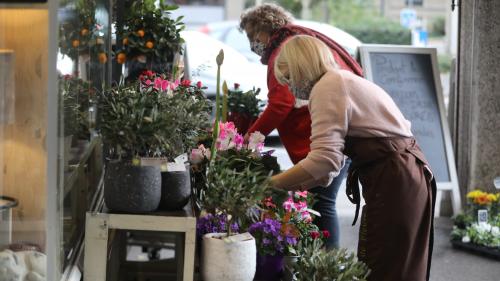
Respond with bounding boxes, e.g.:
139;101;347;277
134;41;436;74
450;189;500;259
193;121;274;281
227;83;263;135
137;71;212;210
59;0;109;74
293;239;370;281
116;0;184;80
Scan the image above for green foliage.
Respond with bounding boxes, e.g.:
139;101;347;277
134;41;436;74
310;0;411;45
294;239;371;281
98;81;211;161
429;16;446;37
60;75;94;139
59;0;108;62
228;87;264;119
117;0;185;67
202;152;272;236
438;53;453;74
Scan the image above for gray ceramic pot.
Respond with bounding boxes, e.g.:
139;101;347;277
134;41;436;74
159;164;191;210
104;162;161;213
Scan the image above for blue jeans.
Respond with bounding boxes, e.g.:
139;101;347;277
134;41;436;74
309;159;350;249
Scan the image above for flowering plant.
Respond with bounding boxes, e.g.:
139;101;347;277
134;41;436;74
260;191;324;255
451;189;500;251
196;213;239;238
98;72;211;161
249;218;297;256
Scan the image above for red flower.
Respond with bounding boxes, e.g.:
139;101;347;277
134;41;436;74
181;79;191;87
322;230;330;239
310;231;320;239
234;83;240;89
196;81;203;88
142;70;155;77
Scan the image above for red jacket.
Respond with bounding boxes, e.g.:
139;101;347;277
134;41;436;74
247;25;363;164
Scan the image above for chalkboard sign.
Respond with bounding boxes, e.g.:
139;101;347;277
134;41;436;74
360;45;461;215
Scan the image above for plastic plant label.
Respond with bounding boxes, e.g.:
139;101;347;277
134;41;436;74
140;157;168;167
166;162;186;172
174;153;188;164
478;209;488;226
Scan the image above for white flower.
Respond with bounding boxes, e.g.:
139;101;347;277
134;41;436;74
492;226;500;237
462;235;471;243
247;131;265;151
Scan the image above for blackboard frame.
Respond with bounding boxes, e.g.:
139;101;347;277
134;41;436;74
360;44;461;216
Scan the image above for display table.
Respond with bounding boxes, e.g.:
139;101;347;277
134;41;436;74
84;204;196;281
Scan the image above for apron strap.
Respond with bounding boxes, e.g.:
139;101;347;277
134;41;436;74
346;167;361;226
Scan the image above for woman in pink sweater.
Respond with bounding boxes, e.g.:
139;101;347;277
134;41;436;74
271;35;436;281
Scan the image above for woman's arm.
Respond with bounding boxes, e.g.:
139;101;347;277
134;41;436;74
271;71;350;190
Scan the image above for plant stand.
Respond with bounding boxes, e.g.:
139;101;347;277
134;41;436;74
84;203;196;281
451;240;500;260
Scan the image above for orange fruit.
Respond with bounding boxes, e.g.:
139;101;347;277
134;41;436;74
98;53;107;64
136;29;145;37
116;53;126;64
145;41;154;49
123;38;128;45
72;39;80;48
81;28;89;36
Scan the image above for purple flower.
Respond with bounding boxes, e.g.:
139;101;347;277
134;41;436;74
196;213;239;237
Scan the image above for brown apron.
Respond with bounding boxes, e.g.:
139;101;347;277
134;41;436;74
344;136;436;281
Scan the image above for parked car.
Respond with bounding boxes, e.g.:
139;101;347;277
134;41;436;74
198;20;362;63
181;30;268;100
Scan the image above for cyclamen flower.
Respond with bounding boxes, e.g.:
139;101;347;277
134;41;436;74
310;231;320;239
234;134;244;150
190;144;210;164
170;79;180;90
247;131;265;152
196;81;203;88
295;191;308;198
181;79;191;87
322;230;330;239
154;77;169;91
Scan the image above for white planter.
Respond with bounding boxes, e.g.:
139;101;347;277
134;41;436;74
202;232;256;281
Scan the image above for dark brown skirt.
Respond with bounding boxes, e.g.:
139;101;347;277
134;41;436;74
344;137;436;281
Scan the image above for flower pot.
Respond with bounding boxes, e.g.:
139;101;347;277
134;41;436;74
104;162;161;213
159;164;191;211
283;255;299;281
255;254;284;281
228;112;256;136
202;233;256;281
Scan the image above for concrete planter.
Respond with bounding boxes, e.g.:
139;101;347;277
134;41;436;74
202;233;256;281
158;164;191;211
104;162;161;213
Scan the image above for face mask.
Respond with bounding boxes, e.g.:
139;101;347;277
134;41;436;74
250;41;266;57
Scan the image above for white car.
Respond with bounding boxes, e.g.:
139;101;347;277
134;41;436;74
199;20;362;63
181;30;268;100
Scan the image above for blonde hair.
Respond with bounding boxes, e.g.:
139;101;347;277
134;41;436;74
274;35;338;87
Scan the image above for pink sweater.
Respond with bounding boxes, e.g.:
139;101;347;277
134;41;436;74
298;69;413;186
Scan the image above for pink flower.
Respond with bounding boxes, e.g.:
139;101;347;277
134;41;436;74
196;81;203;88
283;198;294;212
301;211;312;223
234;134;244;150
145;79;152;86
190;145;210;164
295;191;308;198
247;131;265;151
263;197;276;209
295;201;307;212
181;79;191;87
170;79;180;90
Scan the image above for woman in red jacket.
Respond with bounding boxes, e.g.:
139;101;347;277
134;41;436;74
239;3;363;249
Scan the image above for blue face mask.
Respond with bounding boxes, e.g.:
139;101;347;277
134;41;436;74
250;41;266;57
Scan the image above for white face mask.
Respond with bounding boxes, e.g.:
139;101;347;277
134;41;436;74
250;41;266;57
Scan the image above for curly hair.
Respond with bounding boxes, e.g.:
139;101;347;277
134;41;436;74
239;3;294;38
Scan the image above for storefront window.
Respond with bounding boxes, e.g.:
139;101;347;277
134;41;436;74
57;0;109;273
0;1;50;278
